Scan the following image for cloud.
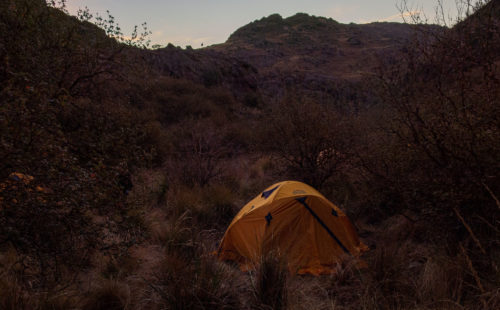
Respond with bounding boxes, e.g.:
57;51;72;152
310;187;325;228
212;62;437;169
325;5;360;22
152;31;164;38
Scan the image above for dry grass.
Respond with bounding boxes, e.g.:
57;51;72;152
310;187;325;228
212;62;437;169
1;169;497;310
279;214;498;310
1;172;497;310
82;280;131;310
142;245;241;309
0;276;27;310
251;251;289;310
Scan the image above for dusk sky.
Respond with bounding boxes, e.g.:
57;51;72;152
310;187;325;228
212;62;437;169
65;1;462;48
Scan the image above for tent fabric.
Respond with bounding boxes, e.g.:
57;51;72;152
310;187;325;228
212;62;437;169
217;181;368;275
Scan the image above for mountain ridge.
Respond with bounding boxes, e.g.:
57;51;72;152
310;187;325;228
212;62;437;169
148;13;442;106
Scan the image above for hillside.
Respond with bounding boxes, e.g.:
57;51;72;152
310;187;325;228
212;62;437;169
148;13;442;107
0;1;499;309
219;13;418;81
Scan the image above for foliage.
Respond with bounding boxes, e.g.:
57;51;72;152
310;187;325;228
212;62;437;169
355;1;500;305
0;0;154;286
374;0;500;241
75;6;152;49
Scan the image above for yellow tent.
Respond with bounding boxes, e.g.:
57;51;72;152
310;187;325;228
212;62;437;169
217;181;368;275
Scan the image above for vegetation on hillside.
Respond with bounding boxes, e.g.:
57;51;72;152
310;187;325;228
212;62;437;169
0;0;499;309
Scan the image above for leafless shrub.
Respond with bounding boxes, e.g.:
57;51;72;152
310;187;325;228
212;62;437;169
165;120;236;187
370;1;500;289
260;96;353;190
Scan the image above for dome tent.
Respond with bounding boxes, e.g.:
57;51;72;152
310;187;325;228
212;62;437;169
217;181;368;275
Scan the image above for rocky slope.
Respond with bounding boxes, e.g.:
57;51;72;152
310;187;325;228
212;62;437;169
146;13;442;107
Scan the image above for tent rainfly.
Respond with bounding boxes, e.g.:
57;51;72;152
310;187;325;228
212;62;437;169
217;181;368;275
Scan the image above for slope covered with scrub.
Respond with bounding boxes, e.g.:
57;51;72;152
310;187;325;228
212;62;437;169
0;0;499;309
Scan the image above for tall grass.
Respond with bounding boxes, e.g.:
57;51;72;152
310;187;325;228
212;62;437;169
251;251;288;310
82;280;131;310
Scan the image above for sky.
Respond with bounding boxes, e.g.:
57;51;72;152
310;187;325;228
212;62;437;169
64;0;464;48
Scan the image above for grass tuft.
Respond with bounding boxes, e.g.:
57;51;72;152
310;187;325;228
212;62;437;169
83;280;131;310
252;251;288;310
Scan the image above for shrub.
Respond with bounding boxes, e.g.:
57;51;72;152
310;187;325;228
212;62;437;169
350;8;500;303
259;96;353;190
0;0;154;290
164;119;237;187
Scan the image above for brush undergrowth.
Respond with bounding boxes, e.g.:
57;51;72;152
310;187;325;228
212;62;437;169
1;1;499;309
